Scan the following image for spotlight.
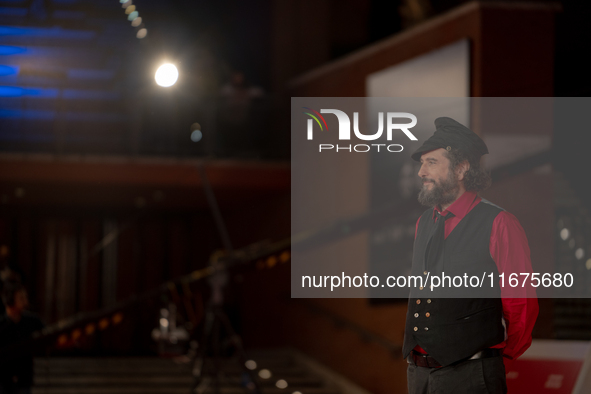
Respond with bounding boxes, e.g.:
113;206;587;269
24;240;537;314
155;63;178;87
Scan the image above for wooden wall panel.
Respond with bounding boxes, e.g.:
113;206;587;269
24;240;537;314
81;219;101;313
289;2;558;98
167;218;188;279
56;220;78;320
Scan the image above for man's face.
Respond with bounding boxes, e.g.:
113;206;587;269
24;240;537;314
417;148;460;208
13;289;29;312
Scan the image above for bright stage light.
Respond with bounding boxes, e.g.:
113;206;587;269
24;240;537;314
155;64;178;87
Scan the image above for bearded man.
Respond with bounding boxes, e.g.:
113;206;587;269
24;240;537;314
402;117;538;394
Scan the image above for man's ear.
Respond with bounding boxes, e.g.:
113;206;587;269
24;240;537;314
456;160;470;181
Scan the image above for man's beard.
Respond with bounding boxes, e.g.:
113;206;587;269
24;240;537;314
417;171;460;208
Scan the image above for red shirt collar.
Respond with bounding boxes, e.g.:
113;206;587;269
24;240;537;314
432;190;479;221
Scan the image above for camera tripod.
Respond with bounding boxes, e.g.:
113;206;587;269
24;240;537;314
189;163;261;394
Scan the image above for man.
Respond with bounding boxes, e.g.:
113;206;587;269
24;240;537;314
0;280;44;394
402;117;538;394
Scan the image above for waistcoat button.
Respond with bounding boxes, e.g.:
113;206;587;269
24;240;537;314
414;327;418;331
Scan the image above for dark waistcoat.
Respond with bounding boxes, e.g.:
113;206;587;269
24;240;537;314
402;200;505;367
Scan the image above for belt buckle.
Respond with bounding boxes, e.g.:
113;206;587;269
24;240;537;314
469;350;483;360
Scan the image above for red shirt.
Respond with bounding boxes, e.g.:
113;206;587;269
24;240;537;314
413;191;539;371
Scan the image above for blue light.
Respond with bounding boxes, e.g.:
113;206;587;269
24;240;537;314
0;25;95;40
0;45;27;55
0;26;27;36
0;7;28;17
0;86;28;96
0;86;58;97
0;65;19;76
0;109;55;120
0;109;125;122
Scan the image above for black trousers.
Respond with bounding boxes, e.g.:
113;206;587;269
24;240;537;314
407;355;507;394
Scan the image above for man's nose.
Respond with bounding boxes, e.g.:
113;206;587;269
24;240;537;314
418;164;427;178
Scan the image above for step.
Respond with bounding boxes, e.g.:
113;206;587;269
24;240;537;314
32;387;340;394
34;375;324;388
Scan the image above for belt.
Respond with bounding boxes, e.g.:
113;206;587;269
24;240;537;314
408;348;503;368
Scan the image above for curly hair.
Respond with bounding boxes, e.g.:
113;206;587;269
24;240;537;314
445;148;492;192
1;279;24;307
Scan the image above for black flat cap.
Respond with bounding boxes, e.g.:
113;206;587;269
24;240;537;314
411;117;488;162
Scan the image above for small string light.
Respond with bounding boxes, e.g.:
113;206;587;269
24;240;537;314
137;28;148;39
85;323;96;335
117;0;148;39
72;329;82;341
276;379;288;389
